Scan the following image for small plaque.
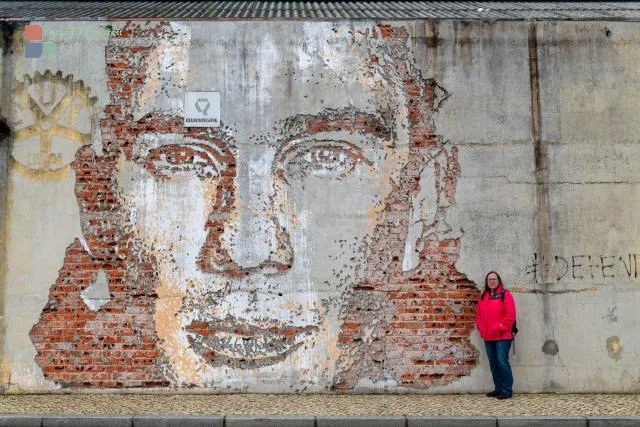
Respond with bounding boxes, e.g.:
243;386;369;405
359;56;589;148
184;92;221;127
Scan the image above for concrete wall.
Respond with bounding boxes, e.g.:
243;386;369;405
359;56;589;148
0;19;639;393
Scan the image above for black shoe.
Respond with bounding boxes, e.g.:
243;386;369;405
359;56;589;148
496;393;512;400
486;391;499;397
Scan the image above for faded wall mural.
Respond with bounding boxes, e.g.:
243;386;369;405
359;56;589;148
23;21;479;391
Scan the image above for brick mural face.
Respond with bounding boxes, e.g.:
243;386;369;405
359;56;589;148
29;22;479;391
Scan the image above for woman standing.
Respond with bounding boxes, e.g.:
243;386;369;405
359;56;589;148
475;271;516;399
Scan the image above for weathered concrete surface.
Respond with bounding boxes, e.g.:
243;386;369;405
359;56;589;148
423;21;532;145
3;22;109;392
430;20;640;393
533;21;640;393
0;19;639;393
0;22;16;395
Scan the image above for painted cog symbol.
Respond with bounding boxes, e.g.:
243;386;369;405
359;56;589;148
10;70;98;179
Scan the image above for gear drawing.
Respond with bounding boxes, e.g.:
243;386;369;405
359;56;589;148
10;70;98;179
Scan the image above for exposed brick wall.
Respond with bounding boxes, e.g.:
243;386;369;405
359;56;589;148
29;238;165;388
334;25;479;390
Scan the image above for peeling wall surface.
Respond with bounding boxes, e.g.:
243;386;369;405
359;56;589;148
1;20;639;393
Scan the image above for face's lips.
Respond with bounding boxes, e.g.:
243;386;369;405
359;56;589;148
185;315;320;369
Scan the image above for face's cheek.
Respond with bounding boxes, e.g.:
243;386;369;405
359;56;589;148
116;153;217;281
277;139;406;297
116;153;226;384
265;142;406;375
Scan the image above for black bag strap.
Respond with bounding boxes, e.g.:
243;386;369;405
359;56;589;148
499;290;517;355
501;291;518;357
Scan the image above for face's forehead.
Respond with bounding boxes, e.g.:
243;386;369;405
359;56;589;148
186;22;397;142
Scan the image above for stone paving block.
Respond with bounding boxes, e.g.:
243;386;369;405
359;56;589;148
588;417;640;427
408;416;497;426
133;415;224;427
42;416;132;427
497;417;587;427
225;416;315;427
316;416;406;427
0;415;43;427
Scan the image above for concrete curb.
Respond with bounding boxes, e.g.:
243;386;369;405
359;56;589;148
134;415;224;426
588;418;640;427
226;416;315;427
497;417;587;426
42;416;133;426
316;416;405;426
407;416;497;426
0;415;639;426
0;415;42;427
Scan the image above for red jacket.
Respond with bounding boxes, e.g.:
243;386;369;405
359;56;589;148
475;285;517;341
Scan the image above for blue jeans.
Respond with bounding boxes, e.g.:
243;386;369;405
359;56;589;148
484;339;513;395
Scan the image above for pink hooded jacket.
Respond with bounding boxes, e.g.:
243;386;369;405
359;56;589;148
475;284;517;341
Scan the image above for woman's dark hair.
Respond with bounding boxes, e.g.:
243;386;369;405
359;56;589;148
481;271;503;300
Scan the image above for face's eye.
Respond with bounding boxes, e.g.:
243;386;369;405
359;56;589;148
278;141;371;183
139;144;220;180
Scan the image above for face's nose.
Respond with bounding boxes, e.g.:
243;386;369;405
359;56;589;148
197;148;292;276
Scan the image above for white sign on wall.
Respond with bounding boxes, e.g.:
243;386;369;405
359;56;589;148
184;92;221;127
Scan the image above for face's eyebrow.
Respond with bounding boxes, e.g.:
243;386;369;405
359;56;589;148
129;113;235;159
135;133;226;156
271;108;393;179
279;107;391;142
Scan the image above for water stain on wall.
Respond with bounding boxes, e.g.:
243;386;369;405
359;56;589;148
606;335;622;361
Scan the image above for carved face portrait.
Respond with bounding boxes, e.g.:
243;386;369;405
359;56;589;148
30;22;479;391
115;26;411;390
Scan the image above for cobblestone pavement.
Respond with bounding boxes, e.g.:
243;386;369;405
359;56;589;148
0;394;639;417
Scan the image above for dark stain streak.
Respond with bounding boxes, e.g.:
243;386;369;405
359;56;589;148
520;288;595;294
425;21;439;79
453;21;473;74
0;21;20;54
0;118;11;141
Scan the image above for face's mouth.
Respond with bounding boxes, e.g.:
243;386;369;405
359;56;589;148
185;315;320;369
